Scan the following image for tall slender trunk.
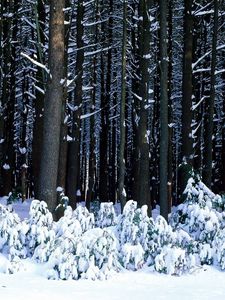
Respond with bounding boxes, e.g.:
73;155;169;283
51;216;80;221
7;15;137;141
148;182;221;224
134;0;152;214
99;1;112;203
0;0;19;196
86;0;99;210
202;0;219;187
159;0;169;220
167;0;173;211
66;0;84;208
179;0;194;197
32;0;46;197
118;0;127;210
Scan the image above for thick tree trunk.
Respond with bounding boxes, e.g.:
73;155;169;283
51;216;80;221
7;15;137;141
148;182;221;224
38;0;65;214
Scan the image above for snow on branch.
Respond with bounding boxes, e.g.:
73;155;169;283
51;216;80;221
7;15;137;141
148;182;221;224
21;52;50;75
192;44;225;70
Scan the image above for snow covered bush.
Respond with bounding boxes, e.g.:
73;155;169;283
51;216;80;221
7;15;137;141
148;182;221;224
116;200;143;245
169;177;225;268
154;245;187;275
54;206;82;238
121;243;144;270
0;204;27;261
170;178;220;244
26;200;55;257
55;188;69;217
213;228;225;269
46;228;120;280
198;243;213;265
73;205;95;233
171;202;219;244
116;201;178;268
179;176;225;213
96;202;117;228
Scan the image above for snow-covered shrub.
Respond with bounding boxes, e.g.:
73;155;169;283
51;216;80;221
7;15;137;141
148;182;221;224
142;215;177;265
0;204;27;261
46;236;79;280
169;177;225;268
175;203;219;243
46;228;120;280
55;188;69;216
121;243;144;270
54;206;82;238
116;201;178;268
96;202;117;228
81;228;120;278
26;200;55;257
199;243;213;265
116;200;142;245
180;176;225;213
170;181;220;244
213;228;225;270
0;253;25;274
73;205;95;233
154;245;187;275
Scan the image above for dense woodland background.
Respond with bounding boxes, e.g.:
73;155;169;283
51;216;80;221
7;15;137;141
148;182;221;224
0;0;224;220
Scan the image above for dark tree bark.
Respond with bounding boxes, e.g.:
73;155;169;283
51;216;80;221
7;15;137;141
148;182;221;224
99;53;110;202
99;1;112;203
179;0;194;196
167;0;173;211
57;0;71;215
133;0;152;214
38;0;65;214
66;0;84;209
118;0;127;210
202;0;219;188
159;0;169;220
86;0;99;210
32;0;46;197
0;0;19;196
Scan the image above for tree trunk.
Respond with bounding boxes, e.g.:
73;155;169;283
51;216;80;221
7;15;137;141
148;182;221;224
159;0;169;220
118;0;127;210
134;0;152;214
32;0;46;198
179;0;194;197
38;0;65;215
202;0;219;188
66;0;84;209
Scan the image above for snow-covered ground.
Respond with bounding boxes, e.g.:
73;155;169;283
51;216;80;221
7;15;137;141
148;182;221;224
0;262;225;300
1;197;225;300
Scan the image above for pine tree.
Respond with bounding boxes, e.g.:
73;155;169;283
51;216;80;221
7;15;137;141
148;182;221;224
159;0;169;220
38;0;65;215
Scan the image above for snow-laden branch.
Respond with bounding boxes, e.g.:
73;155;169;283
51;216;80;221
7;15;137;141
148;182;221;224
191;96;208;111
192;44;225;69
21;52;50;75
80;108;102;120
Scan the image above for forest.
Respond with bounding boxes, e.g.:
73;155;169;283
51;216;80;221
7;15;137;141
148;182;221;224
0;0;225;221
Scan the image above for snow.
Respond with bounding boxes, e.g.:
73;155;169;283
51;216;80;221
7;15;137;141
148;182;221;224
0;262;225;300
21;52;50;75
1;192;225;299
3;164;10;170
